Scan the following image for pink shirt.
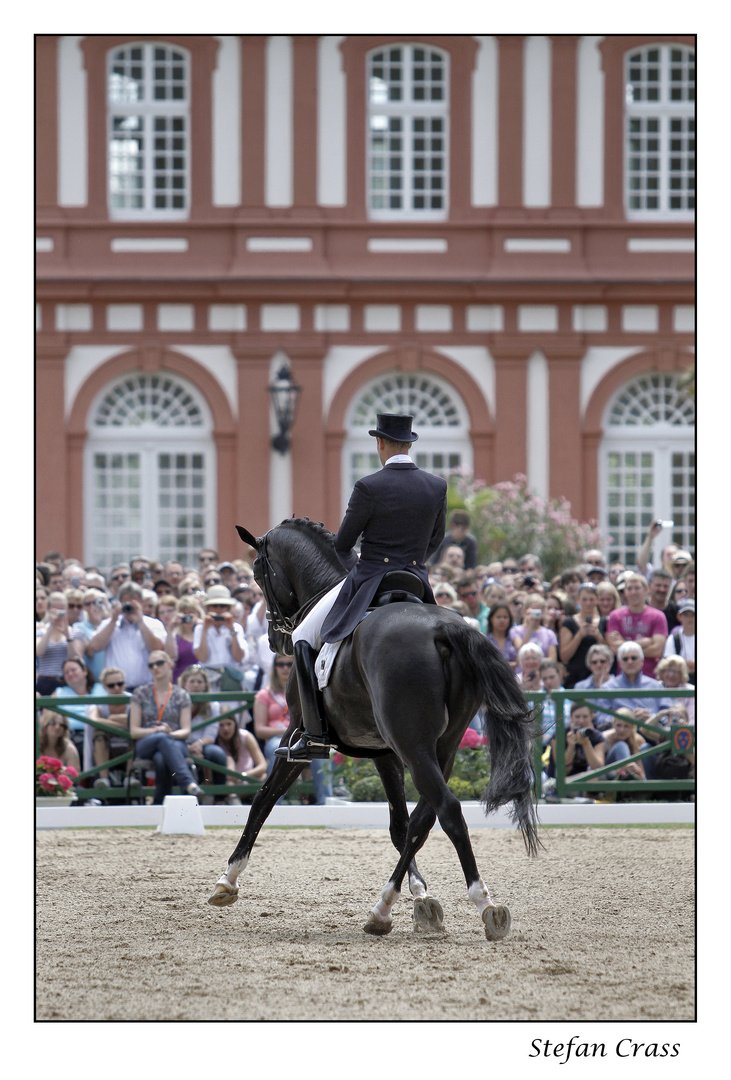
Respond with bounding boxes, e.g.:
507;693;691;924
607;605;668;676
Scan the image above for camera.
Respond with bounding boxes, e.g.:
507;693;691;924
181;614;194;624
585;615;593;624
121;603;135;613
212;614;226;622
575;727;592;738
529;608;542;618
523;575;538;588
656;519;674;529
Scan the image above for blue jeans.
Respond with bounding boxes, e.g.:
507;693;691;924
605;740;631;779
136;733;197;803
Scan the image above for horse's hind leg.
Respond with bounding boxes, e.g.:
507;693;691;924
208;759;306;906
372;754;428;900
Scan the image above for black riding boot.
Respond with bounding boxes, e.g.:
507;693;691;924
274;641;332;761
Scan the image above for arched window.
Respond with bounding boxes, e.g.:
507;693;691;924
342;370;471;512
107;42;190;218
600;372;695;566
625;44;695;218
84;372;216;572
367;44;449;219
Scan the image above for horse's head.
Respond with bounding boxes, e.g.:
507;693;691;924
236;519;343;656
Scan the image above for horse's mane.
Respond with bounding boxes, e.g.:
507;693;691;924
275;516;344;576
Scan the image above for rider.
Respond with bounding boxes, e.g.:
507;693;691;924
275;413;448;762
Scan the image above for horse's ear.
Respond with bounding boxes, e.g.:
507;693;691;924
236;525;261;551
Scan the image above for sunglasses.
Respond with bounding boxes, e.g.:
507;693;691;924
622;655;642;662
460;590;478;598
104;680;126;689
48;719;69;730
276;661;293;669
111;574;130;583
589;658;609;665
148;659;168;669
67;603;83;609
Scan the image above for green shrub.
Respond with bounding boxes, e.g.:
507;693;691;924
331;744;491;802
350;775;386;802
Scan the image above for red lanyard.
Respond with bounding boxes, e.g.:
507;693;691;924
153;684;173;726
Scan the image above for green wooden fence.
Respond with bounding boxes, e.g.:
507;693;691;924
525;687;695;800
34;691;316;802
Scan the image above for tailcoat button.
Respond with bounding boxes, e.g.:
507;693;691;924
384;557;389;562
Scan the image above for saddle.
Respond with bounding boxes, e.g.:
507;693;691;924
369;570;425;609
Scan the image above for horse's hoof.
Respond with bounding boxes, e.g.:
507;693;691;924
363;914;393;936
482;904;511;940
413;897;445;934
208;882;239;907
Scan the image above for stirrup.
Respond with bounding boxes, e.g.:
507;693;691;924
274;730;331;762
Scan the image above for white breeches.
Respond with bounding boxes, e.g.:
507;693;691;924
291;580;346;649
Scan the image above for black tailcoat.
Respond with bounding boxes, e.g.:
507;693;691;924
321;462;447;643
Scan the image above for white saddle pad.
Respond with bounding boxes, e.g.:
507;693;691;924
315;640;343;690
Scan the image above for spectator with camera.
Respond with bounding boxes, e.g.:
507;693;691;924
193;585;248;680
637;703;694;782
70;588;110;682
87;582;166;691
510;594;558;661
169;597;205;683
548;700;607;781
36;592;76;694
558;582;605;688
636;520;679;580
517;640;544;692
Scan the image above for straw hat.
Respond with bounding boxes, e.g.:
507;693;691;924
203;584;236;607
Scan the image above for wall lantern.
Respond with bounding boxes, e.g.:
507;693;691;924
268;363;301;454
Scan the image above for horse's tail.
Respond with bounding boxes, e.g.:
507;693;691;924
436;619;541;856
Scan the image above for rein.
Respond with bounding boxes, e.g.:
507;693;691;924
258;532;332;637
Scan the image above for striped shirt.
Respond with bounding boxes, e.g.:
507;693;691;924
95;615;166;689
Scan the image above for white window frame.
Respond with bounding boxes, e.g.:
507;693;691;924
107;42;190;220
367;44;449;221
84;373;216;572
599;373;695;566
342;370;471;513
624;43;695;221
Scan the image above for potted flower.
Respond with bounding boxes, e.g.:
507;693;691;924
35;756;78;807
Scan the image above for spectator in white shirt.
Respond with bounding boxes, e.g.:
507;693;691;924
87;582;166;690
193;585;248;672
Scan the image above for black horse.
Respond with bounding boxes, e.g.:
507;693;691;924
208;518;540;939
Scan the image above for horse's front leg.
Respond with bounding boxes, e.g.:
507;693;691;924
208;756;306;906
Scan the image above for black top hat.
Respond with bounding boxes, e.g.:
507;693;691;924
368;413;419;443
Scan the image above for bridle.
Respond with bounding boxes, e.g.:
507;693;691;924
257;532;332;637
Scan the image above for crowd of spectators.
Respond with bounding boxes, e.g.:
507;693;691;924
426;513;695;796
36;512;695;804
35;547;333;805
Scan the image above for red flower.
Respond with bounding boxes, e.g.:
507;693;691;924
64;766;78;780
38;773;58;793
459;728;487;749
332;752;345;765
57;773;73;792
36;756;64;774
